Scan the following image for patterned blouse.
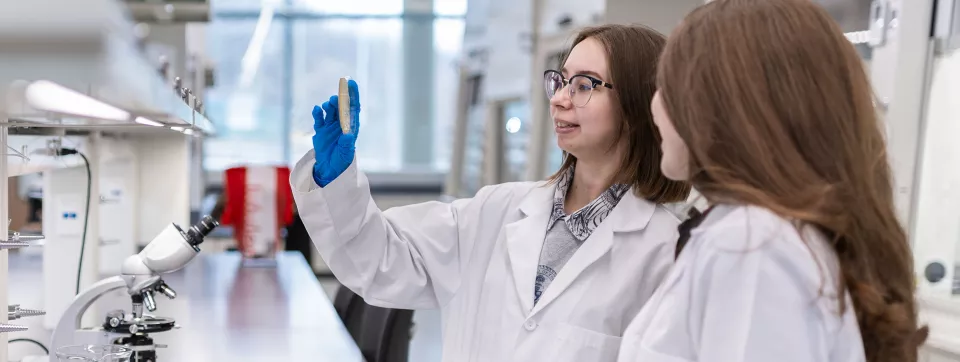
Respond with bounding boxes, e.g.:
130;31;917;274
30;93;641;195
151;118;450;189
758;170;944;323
534;167;630;304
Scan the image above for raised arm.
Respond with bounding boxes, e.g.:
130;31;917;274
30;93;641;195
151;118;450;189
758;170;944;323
292;150;502;310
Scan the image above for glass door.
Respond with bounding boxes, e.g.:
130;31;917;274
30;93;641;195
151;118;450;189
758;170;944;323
458;74;486;198
497;100;531;182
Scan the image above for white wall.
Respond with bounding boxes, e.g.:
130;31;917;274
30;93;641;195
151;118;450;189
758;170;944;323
462;0;490;54
537;0;700;41
136;134;192;246
538;0;604;37
463;0;606;101
604;0;701;35
480;0;534;101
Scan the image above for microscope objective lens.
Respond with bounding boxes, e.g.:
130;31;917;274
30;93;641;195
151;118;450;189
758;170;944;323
186;215;219;246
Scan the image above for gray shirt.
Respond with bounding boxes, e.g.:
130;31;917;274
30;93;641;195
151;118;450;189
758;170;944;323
534;168;629;304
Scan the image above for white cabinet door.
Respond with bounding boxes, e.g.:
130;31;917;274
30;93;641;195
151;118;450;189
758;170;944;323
98;160;137;276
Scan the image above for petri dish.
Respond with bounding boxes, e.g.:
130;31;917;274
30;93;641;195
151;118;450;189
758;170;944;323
55;345;133;362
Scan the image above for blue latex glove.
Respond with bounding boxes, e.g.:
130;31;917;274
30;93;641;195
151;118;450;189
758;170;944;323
312;79;361;187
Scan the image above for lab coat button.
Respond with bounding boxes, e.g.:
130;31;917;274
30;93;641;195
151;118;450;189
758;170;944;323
523;320;537;331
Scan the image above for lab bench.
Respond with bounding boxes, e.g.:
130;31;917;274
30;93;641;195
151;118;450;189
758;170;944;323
8;251;364;362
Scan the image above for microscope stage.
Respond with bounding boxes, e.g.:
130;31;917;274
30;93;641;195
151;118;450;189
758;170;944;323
104;315;177;334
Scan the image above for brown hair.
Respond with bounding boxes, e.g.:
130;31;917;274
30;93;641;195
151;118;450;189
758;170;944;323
548;24;690;204
657;0;926;360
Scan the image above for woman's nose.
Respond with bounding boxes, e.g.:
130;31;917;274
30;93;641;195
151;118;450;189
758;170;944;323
549;86;572;109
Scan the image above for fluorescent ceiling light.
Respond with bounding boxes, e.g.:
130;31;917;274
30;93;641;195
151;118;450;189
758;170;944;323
135;117;163;127
238;1;276;88
24;80;130;121
183;129;194;135
171;126;184;132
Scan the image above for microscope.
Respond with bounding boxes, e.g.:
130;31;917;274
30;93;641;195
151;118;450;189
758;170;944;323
33;216;219;362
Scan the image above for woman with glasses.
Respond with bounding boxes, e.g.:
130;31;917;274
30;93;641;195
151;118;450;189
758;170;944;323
290;24;689;362
617;0;927;361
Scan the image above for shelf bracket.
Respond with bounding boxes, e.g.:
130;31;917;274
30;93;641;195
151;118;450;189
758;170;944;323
0;231;44;249
4;145;28;161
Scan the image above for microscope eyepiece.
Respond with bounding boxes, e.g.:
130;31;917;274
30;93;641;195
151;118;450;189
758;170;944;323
186;215;219;246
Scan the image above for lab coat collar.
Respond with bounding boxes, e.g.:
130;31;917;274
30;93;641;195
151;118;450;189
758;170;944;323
609;190;657;233
508;184;658;316
517;184;656;231
517;182;555;217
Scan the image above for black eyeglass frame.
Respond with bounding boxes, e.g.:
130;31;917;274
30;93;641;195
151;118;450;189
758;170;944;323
543;69;614;107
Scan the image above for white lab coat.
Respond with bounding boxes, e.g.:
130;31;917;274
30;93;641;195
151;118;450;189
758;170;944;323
617;204;866;362
290;151;683;362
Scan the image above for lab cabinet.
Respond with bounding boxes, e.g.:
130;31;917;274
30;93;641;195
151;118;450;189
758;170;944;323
864;0;960;359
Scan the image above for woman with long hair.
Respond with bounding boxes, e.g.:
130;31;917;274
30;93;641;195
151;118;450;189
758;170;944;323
291;24;689;361
617;0;927;361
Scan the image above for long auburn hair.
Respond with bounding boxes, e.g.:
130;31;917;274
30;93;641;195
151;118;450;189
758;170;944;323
547;24;690;204
657;0;926;360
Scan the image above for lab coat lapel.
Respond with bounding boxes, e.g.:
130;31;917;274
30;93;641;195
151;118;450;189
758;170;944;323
529;192;656;316
529;222;614;316
504;183;554;315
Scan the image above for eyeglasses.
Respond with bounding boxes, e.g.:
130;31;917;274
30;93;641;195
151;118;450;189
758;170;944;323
543;70;614;108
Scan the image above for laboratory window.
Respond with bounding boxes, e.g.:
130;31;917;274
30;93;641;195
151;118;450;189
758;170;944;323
210;0;269;12
204;19;287;171
432;18;466;171
290;0;404;15
204;2;465;173
289;18;405;171
434;0;468;16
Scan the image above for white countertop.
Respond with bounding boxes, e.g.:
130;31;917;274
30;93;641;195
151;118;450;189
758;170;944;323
9;251;364;362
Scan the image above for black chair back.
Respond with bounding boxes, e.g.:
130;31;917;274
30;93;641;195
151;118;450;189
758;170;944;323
385;309;414;362
359;306;415;362
284;212;314;267
333;286;366;343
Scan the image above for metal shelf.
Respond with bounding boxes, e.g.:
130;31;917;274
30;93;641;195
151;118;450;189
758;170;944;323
0;0;216;136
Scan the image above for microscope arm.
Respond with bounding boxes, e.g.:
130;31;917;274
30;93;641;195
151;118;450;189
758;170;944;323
50;276;127;352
